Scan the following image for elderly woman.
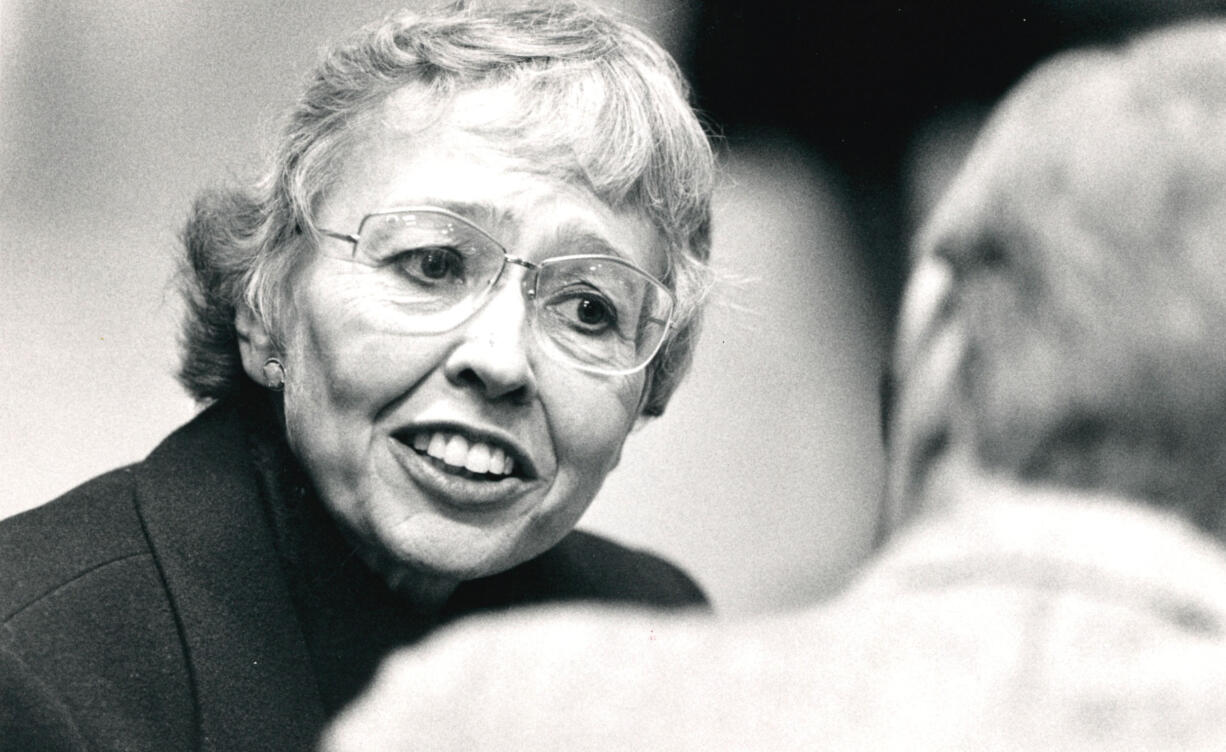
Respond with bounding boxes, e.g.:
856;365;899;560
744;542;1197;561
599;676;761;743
0;3;714;750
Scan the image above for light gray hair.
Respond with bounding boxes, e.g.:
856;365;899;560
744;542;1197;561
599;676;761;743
179;0;716;417
902;20;1226;532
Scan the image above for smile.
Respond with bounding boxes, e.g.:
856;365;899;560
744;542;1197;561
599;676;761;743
387;424;538;509
411;430;518;479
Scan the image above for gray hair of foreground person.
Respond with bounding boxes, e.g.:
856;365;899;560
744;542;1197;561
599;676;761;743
177;0;715;417
888;20;1226;534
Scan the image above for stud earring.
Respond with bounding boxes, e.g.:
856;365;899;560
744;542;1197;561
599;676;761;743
262;357;286;391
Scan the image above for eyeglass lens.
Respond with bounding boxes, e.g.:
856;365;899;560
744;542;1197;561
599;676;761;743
349;210;673;373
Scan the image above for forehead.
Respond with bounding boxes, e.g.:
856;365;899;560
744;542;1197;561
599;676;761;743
318;85;665;274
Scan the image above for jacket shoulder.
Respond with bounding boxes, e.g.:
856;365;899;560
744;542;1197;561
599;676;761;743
558;530;709;607
458;530;709;612
0;466;196;751
0;467;150;621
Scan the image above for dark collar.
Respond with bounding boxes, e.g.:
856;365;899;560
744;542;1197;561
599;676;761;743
241;394;445;715
131;398;325;752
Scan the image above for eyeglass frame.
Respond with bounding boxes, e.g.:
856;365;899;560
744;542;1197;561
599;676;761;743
314;206;677;376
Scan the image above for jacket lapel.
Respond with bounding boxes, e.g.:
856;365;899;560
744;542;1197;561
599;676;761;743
132;401;325;751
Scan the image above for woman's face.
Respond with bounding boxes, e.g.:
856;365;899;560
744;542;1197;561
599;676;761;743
270;90;661;583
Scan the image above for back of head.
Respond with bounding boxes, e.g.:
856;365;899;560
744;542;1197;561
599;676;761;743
891;21;1226;535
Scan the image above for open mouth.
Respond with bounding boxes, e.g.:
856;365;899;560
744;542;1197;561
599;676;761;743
395;428;530;482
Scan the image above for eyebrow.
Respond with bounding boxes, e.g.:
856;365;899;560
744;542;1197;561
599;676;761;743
553;224;629;261
416;200;510;228
383;202;638;263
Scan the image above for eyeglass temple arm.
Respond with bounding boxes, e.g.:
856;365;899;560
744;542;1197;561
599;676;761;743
319;228;360;246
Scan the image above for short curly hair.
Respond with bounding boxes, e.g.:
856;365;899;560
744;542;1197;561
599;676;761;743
178;0;715;417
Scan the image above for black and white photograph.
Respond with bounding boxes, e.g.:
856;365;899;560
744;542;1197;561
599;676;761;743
4;1;1226;749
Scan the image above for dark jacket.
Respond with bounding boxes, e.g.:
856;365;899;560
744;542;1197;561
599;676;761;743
0;400;706;752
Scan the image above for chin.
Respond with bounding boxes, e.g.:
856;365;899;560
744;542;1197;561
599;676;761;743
374;528;521;581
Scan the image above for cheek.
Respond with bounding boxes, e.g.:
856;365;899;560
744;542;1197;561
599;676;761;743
540;370;643;473
278;321;368;488
286;279;441;406
277;281;444;472
284;313;373;416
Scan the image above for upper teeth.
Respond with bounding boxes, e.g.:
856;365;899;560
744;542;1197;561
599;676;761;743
412;431;515;476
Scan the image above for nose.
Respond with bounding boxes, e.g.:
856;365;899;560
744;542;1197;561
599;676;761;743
442;273;538;404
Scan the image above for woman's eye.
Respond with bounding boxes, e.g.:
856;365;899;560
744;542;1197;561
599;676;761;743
559;293;618;333
395;247;463;283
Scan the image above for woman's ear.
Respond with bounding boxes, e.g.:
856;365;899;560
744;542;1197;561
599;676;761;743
235;302;278;385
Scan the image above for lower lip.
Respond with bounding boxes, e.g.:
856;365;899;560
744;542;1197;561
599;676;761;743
387;437;533;511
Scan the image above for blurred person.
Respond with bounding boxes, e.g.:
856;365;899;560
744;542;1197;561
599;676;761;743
0;2;717;750
323;19;1226;751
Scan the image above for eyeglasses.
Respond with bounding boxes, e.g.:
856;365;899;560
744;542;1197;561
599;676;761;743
317;207;675;376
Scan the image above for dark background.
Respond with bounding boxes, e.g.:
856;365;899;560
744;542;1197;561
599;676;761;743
687;0;1226;319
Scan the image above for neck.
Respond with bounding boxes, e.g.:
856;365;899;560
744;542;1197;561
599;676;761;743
344;534;461;615
918;450;1163;526
245;385;464;614
381;564;460;615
